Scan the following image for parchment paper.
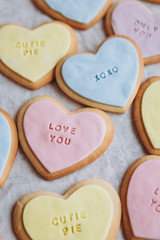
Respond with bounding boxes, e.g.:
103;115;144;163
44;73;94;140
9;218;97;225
1;0;160;239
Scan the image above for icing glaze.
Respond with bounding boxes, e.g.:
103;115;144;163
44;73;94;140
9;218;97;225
0;23;71;82
111;1;160;58
127;159;160;239
0;113;11;178
142;81;160;149
45;0;107;24
23;185;113;240
23;100;106;173
62;37;139;108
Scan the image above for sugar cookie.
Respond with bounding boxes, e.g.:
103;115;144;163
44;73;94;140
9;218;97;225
121;155;160;239
17;96;114;180
14;179;121;240
106;0;160;65
134;77;160;155
32;0;113;30
0;109;18;187
56;36;143;113
0;22;78;89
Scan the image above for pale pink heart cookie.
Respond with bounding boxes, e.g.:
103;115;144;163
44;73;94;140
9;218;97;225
106;0;160;65
121;155;160;240
17;96;114;180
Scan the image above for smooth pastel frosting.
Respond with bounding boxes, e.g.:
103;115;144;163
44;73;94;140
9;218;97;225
62;37;139;108
111;1;160;58
45;0;107;24
0;23;71;82
127;159;160;239
142;81;160;149
0;113;11;178
23;185;113;240
23;100;107;173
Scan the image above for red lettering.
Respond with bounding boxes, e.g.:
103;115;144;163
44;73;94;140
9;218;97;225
151;198;157;206
156;205;160;212
57;137;63;144
49;123;53;130
70;128;76;135
63;126;69;132
154;188;159;196
50;135;55;142
65;138;71;145
55;125;61;131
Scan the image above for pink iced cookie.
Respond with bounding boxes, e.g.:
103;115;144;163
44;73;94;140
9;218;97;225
106;0;160;65
121;155;160;240
17;96;114;180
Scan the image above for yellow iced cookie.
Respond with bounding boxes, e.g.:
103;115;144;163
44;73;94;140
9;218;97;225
134;77;160;155
142;80;160;149
0;22;78;89
13;180;121;240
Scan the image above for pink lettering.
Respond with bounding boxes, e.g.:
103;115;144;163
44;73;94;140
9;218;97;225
141;22;146;28
134;20;140;26
133;20;158;39
146;33;152;39
154;26;158;32
140;31;145;36
147;25;150;31
133;28;139;33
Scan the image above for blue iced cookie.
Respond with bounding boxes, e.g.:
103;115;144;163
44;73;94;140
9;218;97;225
33;0;113;30
56;36;143;113
0;109;18;187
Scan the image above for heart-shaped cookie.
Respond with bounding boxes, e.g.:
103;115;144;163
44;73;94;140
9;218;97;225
0;110;18;187
32;0;113;30
17;96;114;180
56;36;143;113
121;155;160;239
13;179;121;240
106;0;160;65
0;22;78;89
142;0;160;4
134;77;160;155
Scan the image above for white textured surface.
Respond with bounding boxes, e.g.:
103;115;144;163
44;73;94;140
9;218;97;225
0;0;160;239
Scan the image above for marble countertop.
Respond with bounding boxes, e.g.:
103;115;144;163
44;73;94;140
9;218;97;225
1;0;160;239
